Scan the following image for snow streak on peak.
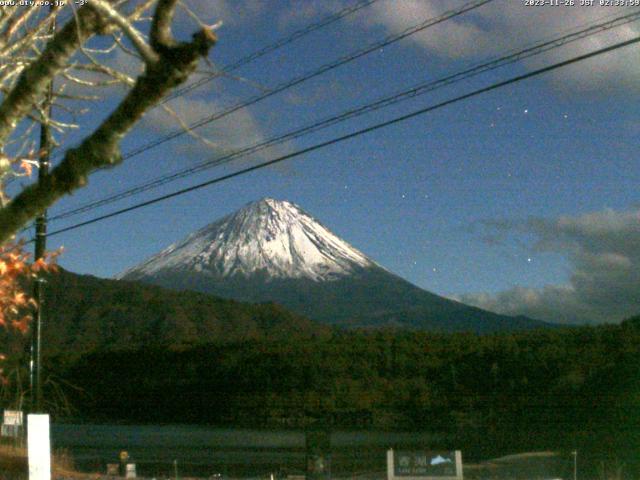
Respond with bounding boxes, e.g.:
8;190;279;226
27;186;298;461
119;198;375;282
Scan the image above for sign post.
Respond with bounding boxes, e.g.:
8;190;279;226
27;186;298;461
387;450;463;480
27;414;51;480
1;410;24;440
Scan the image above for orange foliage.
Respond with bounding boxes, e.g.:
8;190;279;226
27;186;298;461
19;159;34;177
0;242;60;379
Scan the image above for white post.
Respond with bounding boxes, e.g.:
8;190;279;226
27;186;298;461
455;450;463;480
27;414;51;480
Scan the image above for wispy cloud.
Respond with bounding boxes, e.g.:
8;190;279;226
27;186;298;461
277;0;351;30
143;97;263;158
458;208;640;324
358;0;640;91
139;96;295;175
181;0;265;27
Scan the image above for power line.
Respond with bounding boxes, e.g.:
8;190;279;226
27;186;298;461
19;0;493;235
38;0;492;196
39;0;382;169
119;0;495;160
48;9;640;223
162;0;383;104
40;35;640;240
14;0;382;226
51;9;640;220
41;0;491;177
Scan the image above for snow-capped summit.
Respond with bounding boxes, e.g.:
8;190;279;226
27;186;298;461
119;198;374;282
119;198;550;333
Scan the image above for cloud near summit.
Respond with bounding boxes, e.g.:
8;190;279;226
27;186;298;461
458;208;640;325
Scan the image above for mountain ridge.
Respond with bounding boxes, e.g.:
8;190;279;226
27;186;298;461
120;198;552;333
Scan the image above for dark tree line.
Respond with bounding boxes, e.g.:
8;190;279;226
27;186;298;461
54;316;640;477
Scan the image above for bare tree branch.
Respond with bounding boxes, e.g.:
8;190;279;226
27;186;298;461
0;1;218;243
150;0;179;49
0;4;109;146
88;0;159;64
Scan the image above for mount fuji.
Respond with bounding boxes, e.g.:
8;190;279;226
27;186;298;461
119;198;549;333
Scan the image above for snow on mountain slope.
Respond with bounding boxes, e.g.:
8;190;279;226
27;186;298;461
118;198;375;282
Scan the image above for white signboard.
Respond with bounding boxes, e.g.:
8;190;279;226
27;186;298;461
387;449;463;480
27;414;51;480
126;463;137;478
3;410;23;426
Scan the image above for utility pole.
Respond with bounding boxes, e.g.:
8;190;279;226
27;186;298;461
573;450;578;480
31;116;51;413
30;7;55;414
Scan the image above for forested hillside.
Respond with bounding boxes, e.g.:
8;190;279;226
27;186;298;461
39;269;329;358
59;317;640;474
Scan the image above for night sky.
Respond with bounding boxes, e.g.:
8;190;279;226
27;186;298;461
17;0;640;324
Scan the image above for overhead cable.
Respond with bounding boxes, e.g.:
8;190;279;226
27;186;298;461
48;9;640;223
40;34;640;240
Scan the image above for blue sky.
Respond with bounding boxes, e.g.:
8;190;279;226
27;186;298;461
15;0;640;324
